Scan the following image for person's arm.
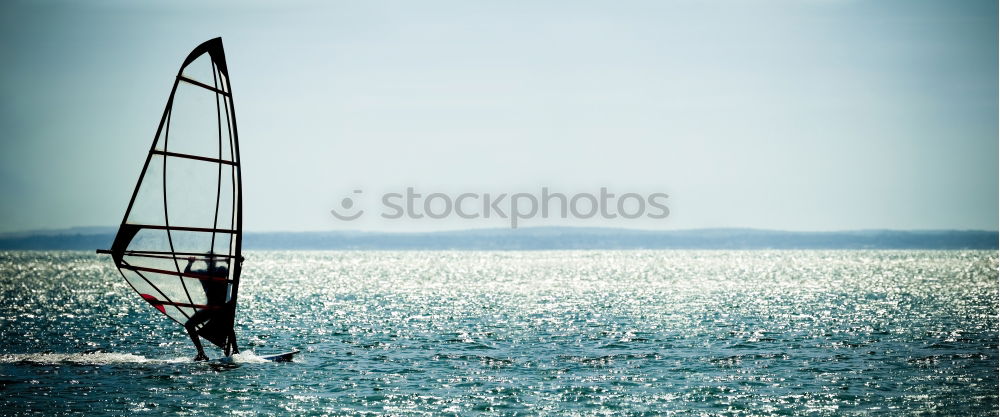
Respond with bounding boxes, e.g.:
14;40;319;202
184;257;195;273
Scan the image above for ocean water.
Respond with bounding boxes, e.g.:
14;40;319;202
0;250;996;416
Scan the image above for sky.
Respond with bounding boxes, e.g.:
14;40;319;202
0;0;996;233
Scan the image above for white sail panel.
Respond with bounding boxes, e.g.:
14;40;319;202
103;38;242;353
155;82;232;159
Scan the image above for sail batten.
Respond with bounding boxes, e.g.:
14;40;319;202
101;38;242;353
151;150;239;166
120;264;235;282
123;224;238;234
178;75;231;96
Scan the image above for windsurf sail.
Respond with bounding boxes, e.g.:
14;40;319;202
98;38;242;355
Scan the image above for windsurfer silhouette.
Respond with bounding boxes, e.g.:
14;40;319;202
183;255;238;361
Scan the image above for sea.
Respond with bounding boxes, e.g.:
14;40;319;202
0;250;997;416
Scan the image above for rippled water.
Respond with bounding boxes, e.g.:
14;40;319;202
1;250;997;415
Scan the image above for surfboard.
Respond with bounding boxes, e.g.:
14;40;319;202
261;350;300;362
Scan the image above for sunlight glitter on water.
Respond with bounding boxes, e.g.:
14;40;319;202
0;250;997;415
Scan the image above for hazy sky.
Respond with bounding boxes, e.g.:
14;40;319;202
0;0;996;232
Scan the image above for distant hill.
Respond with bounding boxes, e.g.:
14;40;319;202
0;227;996;250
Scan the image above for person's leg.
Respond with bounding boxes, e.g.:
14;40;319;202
228;329;239;355
185;310;212;361
186;325;209;361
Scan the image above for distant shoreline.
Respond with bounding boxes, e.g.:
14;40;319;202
0;227;995;250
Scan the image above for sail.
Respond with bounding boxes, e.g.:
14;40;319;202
103;38;242;352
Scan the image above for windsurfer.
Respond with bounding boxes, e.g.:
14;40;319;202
183;255;238;361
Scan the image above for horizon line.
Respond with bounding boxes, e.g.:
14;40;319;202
3;225;998;237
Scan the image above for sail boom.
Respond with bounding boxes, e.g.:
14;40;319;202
108;249;241;260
